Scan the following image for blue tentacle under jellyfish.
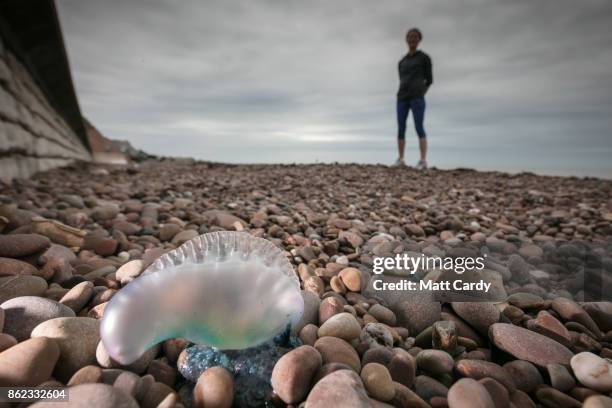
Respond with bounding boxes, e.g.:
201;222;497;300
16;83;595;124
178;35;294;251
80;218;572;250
100;231;304;407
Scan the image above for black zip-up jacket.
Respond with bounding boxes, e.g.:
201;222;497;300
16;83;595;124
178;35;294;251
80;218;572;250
397;50;433;101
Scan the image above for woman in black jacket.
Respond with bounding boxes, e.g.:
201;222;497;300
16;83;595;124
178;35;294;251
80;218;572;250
394;28;433;169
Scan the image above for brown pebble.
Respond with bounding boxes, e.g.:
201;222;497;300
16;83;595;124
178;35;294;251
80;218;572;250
314;336;361;372
489;323;573;368
140;381;176;408
478;377;509;408
298;323;319;346
147;359;176;387
447;378;495;408
193;366;234;408
68;364;103;386
0;337;60;386
535;386;581;408
361;363;395;402
271;345;322;404
388;351;416;388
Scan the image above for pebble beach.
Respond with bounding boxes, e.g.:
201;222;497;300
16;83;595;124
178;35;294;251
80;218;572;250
1;158;612;407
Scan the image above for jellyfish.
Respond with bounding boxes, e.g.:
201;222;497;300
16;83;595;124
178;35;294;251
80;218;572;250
100;231;304;365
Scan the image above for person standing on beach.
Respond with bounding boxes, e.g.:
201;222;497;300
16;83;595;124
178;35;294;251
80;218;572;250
394;28;433;169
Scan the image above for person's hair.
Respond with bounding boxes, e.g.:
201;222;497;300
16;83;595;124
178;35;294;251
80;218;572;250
406;28;423;41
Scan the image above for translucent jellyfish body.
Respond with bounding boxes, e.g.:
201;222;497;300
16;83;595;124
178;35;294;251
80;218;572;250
100;231;303;365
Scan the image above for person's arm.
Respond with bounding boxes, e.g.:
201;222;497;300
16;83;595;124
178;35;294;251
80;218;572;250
424;55;433;91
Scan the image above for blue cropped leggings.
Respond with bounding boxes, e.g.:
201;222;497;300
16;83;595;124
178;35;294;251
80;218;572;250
397;97;426;139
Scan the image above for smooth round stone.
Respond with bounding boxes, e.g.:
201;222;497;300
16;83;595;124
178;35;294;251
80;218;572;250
304;276;324;297
502;360;543;393
91;288;116;307
330;276;346;294
583;395;612;408
510;389;537;408
0;275;48;303
311;362;354;386
147;359;176;387
319;296;344;324
387;351;416;388
1;296;76;341
455;359;516;392
0;333;17;352
90;205;120;221
535;387;581;408
392;381;431;408
294;290;320;334
583;302;612;333
362;347;394;367
30;383;138;408
441;311;484;346
489;323;573;368
113;371;142;398
83;235;118;257
368;304;396;326
0;337;59;386
305;369;370;408
506;292;546;309
298;324;319;346
115;260;144;285
361;363;395;402
447;378;495;408
0;233;50;258
547;363;575;392
59;281;94;313
314;336;361;372
159;224;182;242
271;345;322;404
479;377;509;408
338;267;362;292
31;317;100;382
451;302;500;336
171;229;199;246
507;254;530;283
194;366;234;408
519;244;543;258
530;310;571;346
113;221;141;236
571;352;612;393
394;299;441;335
97;340;160;374
317;312;361;341
414;375;448;400
552;298;602;338
0;257;38;276
141;381;176;408
416;349;454;375
68;364;103;386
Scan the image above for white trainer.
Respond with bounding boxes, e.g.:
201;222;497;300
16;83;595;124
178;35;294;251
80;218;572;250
416;160;428;170
392;158;406;167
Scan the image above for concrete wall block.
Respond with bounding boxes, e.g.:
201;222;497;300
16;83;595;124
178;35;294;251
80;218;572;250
0;121;6;151
0;57;11;84
0;156;74;182
0;33;91;180
0;85;19;122
33;136;71;158
1;121;34;154
16;99;34;126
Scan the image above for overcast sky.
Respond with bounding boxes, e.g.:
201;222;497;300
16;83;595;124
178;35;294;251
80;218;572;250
57;0;612;178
